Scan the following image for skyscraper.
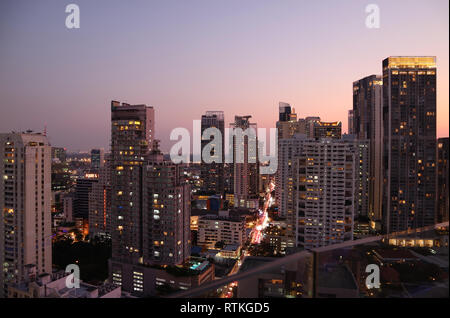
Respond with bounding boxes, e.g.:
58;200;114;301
0;132;52;297
91;148;105;170
353;75;383;227
142;160;191;266
436;138;449;223
230;115;259;208
382;57;437;233
296;139;355;249
110;100;155;264
200;111;225;194
278;135;308;247
88;165;112;239
348;110;354;135
278;102;292;122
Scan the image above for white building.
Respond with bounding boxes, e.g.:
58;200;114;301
0;132;52;297
278;134;356;250
296;139;355;249
197;215;246;249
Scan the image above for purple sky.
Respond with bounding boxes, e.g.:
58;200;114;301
0;0;448;152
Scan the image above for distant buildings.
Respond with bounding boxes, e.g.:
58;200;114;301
200;111;225;194
276;102;305;140
312;121;342;139
91;148;105;170
51;147;67;163
348;110;354;135
382;57;437;233
231;115;259;208
73;173;98;220
0;132;52;297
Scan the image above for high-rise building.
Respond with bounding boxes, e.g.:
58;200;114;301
0;132;52;297
296;139;355;249
305;116;321;138
51;147;67;163
353;75;383;227
382;57;437;233
88;166;111;239
348;110;354;135
436;138;449;223
279;134;356;249
278;102;292;122
110;100;155;264
200;111;225;194
312;121;342;139
342;134;370;219
73;174;98;220
230;115;259;208
142;161;191;266
278;134;308;247
276;103;305;140
91;148;105;170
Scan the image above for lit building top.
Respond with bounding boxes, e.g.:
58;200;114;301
384;56;436;69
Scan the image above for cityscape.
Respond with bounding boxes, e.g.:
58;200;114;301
0;0;448;308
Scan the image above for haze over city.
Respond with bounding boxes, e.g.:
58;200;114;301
0;0;448;152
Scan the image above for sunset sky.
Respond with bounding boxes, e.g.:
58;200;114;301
0;0;448;152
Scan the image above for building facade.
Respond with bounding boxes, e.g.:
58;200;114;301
382;57;437;233
353;74;383;227
200;111;225;194
0;132;52;297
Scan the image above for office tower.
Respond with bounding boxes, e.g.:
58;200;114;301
0;132;52;297
353;75;383;227
348;110;354;135
279;102;292;122
200;111;225;194
91;148;105;170
110;100;155;264
296;139;355;249
51;147;67;163
436;138;449;223
230;116;259;208
88;166;111;239
73;174;98;220
305;116;321;138
312;121;342;139
382;57;437;233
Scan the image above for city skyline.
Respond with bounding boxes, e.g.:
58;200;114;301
0;0;448;153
